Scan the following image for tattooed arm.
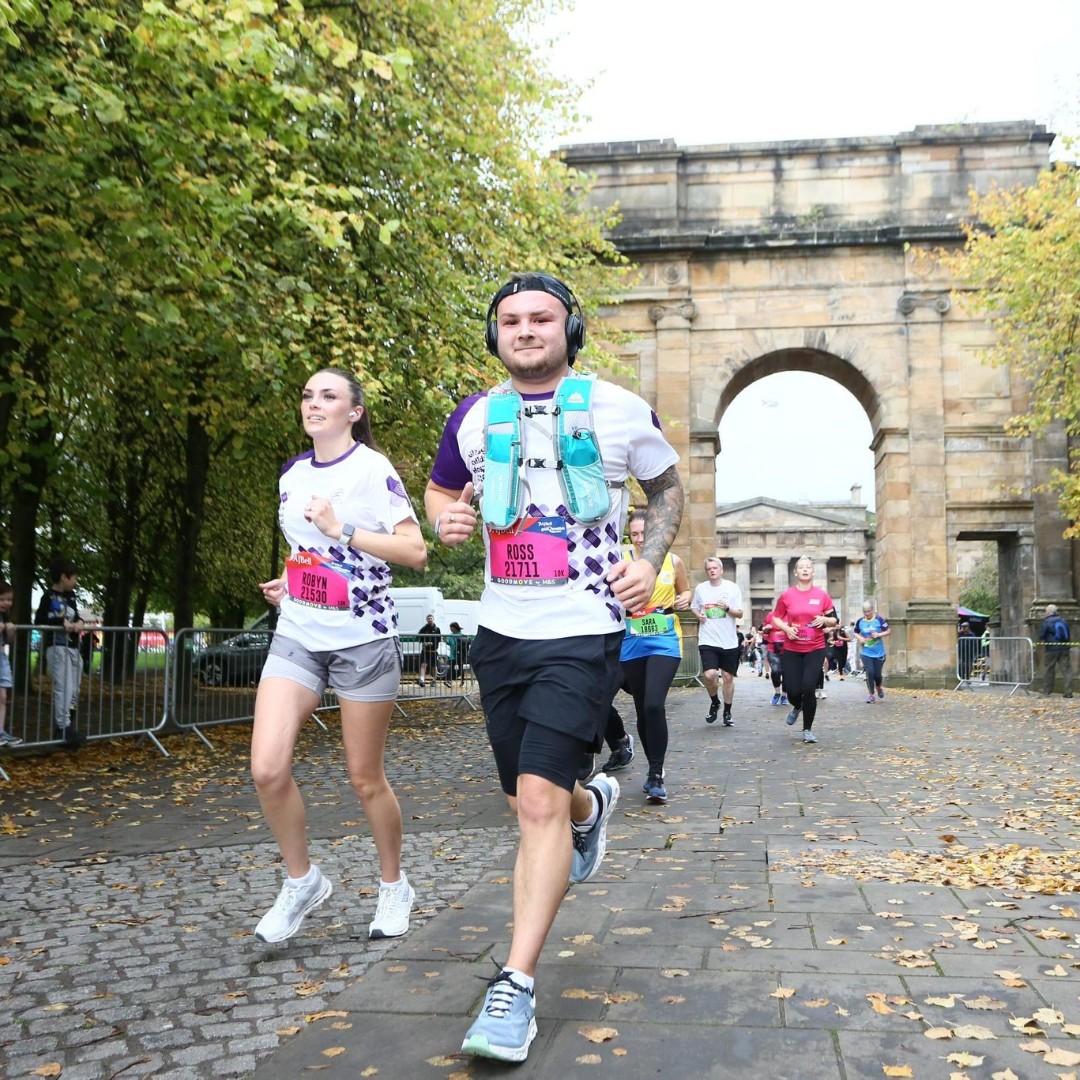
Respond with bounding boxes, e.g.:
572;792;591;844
607;464;685;612
638;465;685;574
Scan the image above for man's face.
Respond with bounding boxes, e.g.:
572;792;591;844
426;615;434;625
60;573;78;591
493;289;569;386
704;560;722;582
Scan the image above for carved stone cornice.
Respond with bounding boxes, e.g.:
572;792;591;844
648;300;698;323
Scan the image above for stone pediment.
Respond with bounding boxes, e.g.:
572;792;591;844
715;498;860;530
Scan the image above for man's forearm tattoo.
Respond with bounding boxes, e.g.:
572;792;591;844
638;465;685;573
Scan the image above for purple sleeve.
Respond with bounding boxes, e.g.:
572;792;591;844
429;392;485;491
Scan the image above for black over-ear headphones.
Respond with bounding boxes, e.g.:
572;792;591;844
484;273;586;363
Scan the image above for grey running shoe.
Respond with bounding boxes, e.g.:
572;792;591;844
803;730;818;744
570;773;620;884
785;708;799;726
461;970;537;1062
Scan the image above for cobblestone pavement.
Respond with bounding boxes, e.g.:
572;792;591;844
1;712;515;1079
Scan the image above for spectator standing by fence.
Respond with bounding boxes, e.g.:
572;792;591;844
34;558;93;749
249;367;427;946
957;621;978;686
1039;604;1073;698
417;613;442;687
0;580;20;746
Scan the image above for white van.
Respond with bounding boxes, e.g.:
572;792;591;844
443;598;481;635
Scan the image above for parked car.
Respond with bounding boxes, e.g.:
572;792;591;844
192;630;271;687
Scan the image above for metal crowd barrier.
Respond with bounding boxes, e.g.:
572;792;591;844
674;624;704;686
170;627;333;749
955;636;1034;695
1;625;173;766
395;634;479;711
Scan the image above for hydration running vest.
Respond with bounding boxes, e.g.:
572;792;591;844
481;373;616;530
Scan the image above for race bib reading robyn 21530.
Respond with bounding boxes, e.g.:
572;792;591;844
286;552;352;609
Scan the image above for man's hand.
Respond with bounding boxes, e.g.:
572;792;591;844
433;481;477;546
607;559;658;613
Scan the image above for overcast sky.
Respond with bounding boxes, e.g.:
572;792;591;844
542;0;1080;509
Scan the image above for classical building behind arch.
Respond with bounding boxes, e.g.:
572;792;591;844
563;122;1075;683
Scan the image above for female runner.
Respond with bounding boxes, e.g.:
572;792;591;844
250;368;426;943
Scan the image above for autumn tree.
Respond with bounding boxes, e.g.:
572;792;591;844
0;0;624;629
941;161;1080;531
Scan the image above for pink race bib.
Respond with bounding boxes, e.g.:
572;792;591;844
488;516;569;586
286;552;352;609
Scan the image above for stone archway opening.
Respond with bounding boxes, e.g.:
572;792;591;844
713;348;881;628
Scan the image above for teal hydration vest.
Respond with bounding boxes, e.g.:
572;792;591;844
481;374;615;530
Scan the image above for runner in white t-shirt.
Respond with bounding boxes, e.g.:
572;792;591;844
691;556;744;725
250;368;427;947
425;272;684;1064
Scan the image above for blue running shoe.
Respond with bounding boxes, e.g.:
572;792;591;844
461;970;537;1062
771;692;781;707
785;707;799;726
570;773;619;884
779;694;789;706
644;771;667;804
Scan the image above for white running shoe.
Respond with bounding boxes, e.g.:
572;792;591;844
255;866;333;943
369;872;415;939
803;730;818;744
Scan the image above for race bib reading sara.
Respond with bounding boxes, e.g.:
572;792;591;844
488;516;569;586
627;608;675;636
286;551;353;609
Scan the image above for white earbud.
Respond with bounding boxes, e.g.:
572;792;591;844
348;412;358;420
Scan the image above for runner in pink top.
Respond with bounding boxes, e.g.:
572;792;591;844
770;556;838;743
762;609;788;707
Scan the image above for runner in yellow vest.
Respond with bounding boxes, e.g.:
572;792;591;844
620;510;691;804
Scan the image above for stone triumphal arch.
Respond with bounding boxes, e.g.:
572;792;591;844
563;122;1076;682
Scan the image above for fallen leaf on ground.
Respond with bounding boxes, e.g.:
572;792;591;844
578;1026;618;1044
964;995;1006;1010
882;1066;913;1078
1044;1048;1080;1066
951;1024;997;1039
947;1052;984;1067
924;1026;954;1039
770;986;796;999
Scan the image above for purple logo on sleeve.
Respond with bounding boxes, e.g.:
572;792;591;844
386;476;409;503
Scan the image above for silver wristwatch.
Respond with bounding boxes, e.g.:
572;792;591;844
339;523;356;548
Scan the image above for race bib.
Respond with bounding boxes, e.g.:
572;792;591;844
286;551;352;609
704;604;726;619
628;610;675;636
489;516;569;586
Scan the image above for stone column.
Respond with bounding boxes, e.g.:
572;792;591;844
734;559;751;629
845;559;865;627
648;298;702;566
1030;423;1078;617
894;297;953;676
773;557;789;599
